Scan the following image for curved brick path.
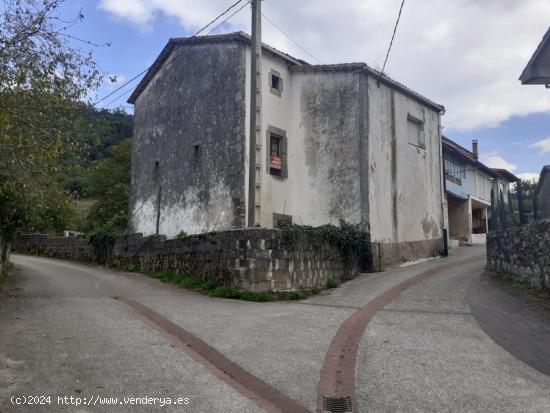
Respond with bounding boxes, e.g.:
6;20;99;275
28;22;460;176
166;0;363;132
316;255;484;413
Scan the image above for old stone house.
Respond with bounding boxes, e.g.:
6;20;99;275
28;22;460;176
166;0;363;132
128;32;446;266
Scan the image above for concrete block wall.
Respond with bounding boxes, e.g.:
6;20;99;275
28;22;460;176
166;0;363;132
486;220;550;291
13;229;361;292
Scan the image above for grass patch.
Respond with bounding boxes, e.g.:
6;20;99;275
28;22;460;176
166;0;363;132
488;270;550;302
151;270;323;302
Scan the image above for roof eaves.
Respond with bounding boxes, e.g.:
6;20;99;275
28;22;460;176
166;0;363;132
491;168;520;182
442;137;498;178
289;62;367;72
128;32;308;104
290;63;445;112
364;65;444;112
520;27;550;84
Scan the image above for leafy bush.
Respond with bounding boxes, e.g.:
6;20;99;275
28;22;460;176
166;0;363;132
125;262;138;272
88;230;119;265
326;278;340;289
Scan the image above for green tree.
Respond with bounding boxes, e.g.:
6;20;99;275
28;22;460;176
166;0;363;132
0;0;101;273
84;138;132;234
513;179;537;214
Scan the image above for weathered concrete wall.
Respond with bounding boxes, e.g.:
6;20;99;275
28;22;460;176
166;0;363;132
13;230;363;292
251;53;363;228
130;42;247;237
487;221;550;291
447;195;471;242
13;234;92;261
366;75;444;265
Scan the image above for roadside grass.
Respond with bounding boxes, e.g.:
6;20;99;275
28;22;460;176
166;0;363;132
488;270;550;302
151;269;326;302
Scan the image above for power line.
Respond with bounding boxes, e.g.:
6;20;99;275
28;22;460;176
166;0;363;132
260;11;322;64
94;0;247;107
378;0;406;84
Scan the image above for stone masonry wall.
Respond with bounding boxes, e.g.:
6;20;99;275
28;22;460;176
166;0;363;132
13;234;93;262
13;229;362;291
486;220;550;291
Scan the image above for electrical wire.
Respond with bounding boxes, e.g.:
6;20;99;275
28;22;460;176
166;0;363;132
94;0;247;107
378;0;406;84
260;11;322;64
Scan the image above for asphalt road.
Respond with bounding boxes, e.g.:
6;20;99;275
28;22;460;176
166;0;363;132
0;247;549;413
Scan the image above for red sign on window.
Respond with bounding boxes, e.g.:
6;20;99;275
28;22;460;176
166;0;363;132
270;154;282;170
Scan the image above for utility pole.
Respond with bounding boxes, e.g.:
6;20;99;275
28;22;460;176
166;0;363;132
248;0;262;227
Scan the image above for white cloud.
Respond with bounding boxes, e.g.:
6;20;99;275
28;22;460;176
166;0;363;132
529;137;550;153
517;172;539;182
481;153;517;171
98;0;550;130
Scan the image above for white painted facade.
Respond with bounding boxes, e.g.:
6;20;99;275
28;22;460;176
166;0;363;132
244;47;445;265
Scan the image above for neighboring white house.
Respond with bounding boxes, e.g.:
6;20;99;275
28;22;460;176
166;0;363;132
442;137;518;246
127;32;446;267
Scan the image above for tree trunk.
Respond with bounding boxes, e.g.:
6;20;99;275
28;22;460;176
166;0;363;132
0;236;11;281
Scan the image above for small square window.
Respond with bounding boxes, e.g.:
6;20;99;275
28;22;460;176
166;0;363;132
269;70;283;97
271;74;280;90
407;114;425;149
192;141;202;168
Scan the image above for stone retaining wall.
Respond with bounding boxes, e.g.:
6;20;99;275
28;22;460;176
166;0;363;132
486;220;550;291
13;234;92;262
14;229;368;291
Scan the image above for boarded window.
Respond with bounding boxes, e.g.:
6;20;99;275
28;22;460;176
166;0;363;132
407;114;425;149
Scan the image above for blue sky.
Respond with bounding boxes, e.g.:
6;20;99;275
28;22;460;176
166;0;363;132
62;1;549;181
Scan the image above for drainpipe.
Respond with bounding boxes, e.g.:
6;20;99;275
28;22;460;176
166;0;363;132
437;109;448;256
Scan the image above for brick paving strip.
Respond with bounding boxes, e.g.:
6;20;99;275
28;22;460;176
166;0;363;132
111;255;484;413
113;296;311;413
316;255;484;413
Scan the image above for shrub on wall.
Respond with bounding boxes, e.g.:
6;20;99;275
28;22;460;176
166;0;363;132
88;230;119;265
280;220;372;273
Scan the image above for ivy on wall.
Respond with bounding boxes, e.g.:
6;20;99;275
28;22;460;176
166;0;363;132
280;220;372;272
